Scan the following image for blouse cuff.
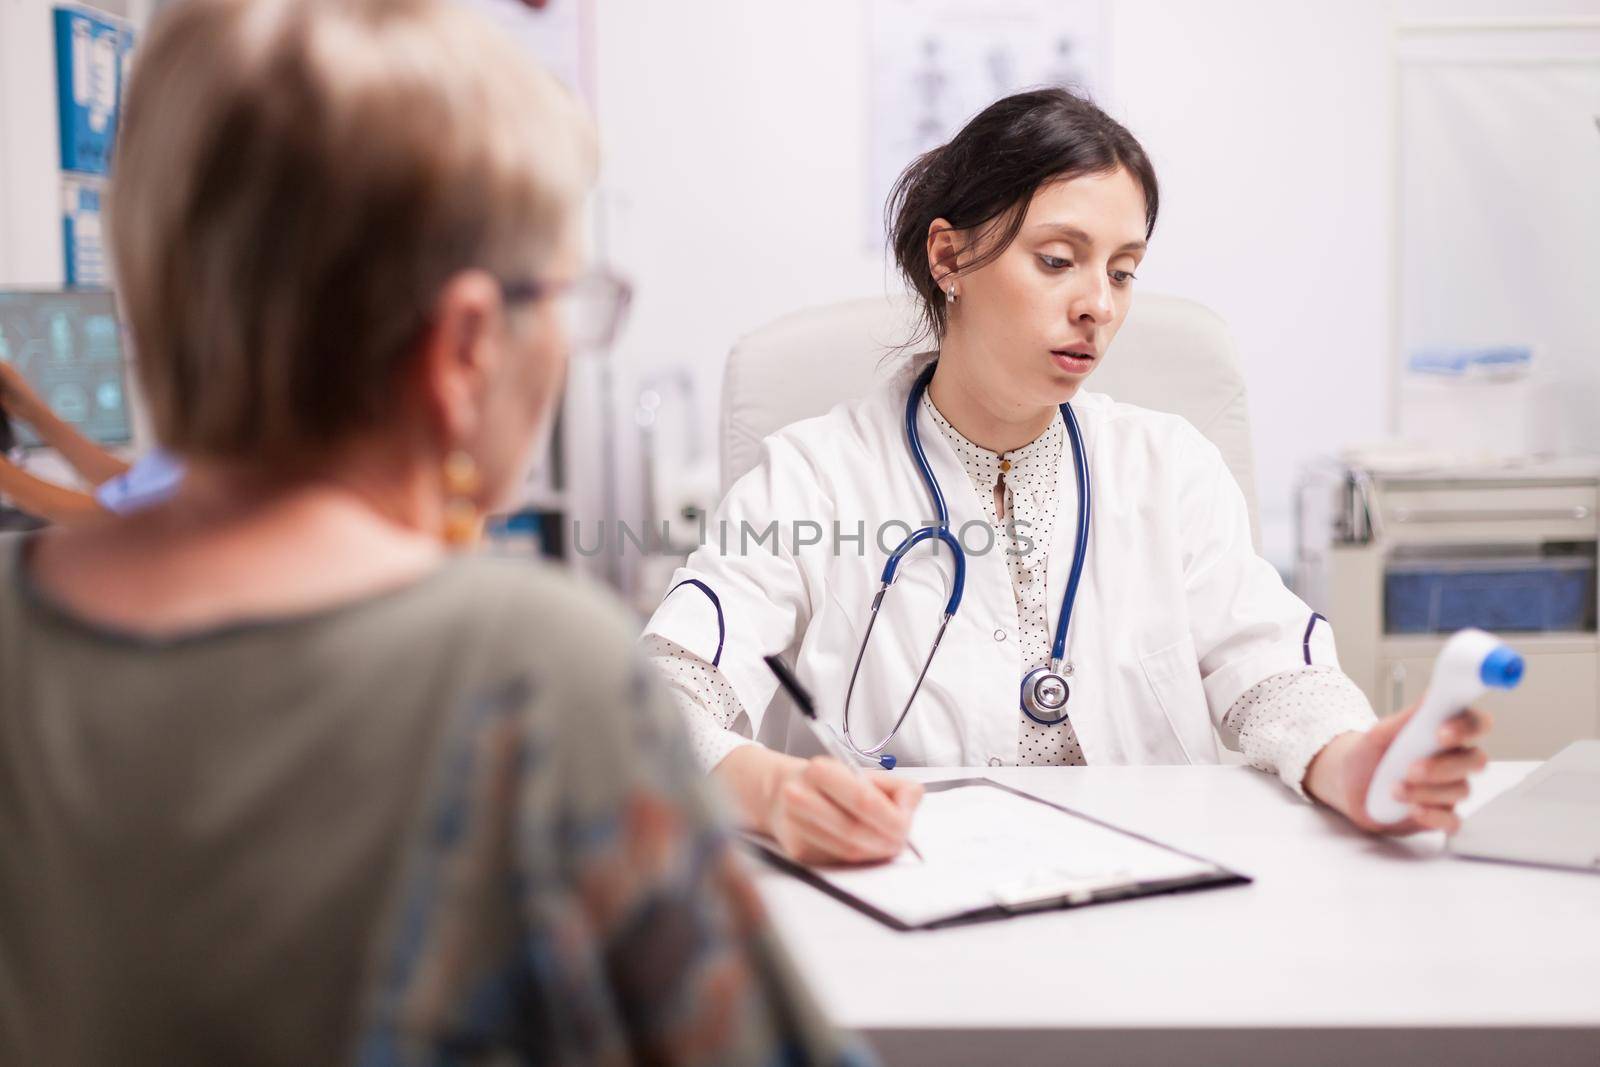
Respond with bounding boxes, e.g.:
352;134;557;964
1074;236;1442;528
1224;665;1379;801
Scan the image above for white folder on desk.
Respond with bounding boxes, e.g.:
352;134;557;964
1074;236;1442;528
746;778;1250;930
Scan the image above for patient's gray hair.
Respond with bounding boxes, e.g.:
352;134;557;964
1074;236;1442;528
111;0;595;463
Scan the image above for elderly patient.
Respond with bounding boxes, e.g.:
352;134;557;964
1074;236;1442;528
0;2;852;1065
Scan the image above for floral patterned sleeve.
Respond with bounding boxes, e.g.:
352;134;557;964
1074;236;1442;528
355;614;868;1067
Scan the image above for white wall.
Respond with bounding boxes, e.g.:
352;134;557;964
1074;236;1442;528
591;0;1397;578
1112;0;1395;567
590;0;891;413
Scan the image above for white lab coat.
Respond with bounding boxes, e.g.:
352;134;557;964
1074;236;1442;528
643;353;1337;768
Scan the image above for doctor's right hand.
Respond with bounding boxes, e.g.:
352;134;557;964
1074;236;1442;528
753;753;923;866
771;756;923;865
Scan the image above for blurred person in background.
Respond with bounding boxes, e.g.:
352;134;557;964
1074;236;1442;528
0;361;186;524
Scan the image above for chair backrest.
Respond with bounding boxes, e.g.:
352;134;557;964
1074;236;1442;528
720;291;1262;548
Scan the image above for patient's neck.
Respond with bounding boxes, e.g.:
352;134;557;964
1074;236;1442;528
25;438;449;636
927;350;1056;456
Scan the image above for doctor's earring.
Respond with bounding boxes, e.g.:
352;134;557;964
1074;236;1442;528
442;449;484;548
945;285;958;303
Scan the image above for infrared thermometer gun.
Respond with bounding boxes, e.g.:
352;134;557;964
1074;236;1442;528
1364;628;1523;826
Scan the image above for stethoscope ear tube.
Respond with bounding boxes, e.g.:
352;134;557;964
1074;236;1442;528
842;596;956;760
879;525;966;615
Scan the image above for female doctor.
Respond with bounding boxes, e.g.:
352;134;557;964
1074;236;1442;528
642;88;1492;865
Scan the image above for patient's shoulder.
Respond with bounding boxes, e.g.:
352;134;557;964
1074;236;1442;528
423;555;639;666
411;557;665;770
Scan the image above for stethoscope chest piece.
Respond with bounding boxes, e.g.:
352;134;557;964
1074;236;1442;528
1021;665;1073;725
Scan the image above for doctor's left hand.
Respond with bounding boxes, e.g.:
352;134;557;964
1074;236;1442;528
1304;703;1493;836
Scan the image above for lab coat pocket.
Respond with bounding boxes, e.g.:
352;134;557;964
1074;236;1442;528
1138;635;1218;765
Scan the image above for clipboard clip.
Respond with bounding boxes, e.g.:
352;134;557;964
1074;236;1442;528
990;869;1130;912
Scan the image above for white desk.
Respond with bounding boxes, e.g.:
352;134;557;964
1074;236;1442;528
752;764;1600;1067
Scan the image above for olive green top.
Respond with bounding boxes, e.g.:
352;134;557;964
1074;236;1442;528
0;532;852;1067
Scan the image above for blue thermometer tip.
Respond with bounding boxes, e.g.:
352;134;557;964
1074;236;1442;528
1480;646;1524;689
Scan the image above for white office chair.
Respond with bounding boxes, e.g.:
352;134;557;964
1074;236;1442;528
721;291;1262;549
717;291;1261;759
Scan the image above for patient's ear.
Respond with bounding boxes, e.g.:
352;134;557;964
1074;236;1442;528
926;218;964;289
412;270;502;447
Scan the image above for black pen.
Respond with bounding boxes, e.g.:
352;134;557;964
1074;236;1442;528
763;654;923;861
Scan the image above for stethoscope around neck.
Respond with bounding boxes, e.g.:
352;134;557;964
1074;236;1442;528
840;360;1093;768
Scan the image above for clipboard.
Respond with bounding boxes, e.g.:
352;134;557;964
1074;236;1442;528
745;777;1251;931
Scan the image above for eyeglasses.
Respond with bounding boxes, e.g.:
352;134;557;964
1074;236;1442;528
499;270;633;353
